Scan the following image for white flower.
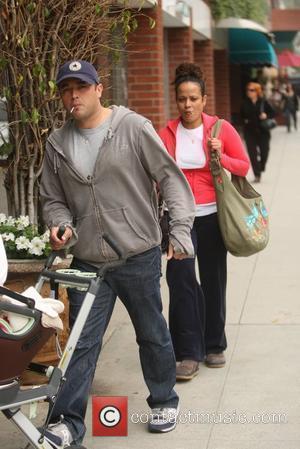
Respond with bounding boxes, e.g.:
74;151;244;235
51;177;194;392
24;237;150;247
6;216;16;226
41;229;50;242
15;236;30;250
16;215;30;230
28;237;46;256
2;232;15;241
0;213;6;224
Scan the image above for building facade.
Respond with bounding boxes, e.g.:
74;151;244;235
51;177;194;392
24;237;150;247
109;0;231;130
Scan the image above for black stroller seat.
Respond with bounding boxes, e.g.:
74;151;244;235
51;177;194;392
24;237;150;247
0;290;55;387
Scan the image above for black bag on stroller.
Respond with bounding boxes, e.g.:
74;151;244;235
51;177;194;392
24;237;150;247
0;288;55;386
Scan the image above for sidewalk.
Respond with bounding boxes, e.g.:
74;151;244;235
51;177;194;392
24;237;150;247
1;123;300;448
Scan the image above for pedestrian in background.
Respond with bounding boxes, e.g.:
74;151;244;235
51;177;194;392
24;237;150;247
40;59;195;446
240;82;275;183
282;83;298;132
159;63;250;381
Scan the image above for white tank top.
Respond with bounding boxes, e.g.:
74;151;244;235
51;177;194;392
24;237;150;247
176;122;206;169
176;122;217;216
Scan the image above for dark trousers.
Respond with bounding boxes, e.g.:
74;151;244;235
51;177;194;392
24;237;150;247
244;130;270;177
284;109;297;131
166;213;227;362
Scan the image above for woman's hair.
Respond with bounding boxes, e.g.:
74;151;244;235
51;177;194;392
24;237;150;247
246;82;263;97
173;63;206;96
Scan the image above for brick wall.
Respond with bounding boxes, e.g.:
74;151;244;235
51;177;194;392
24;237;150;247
167;27;194;119
127;3;165;130
194;40;216;115
214;49;231;121
271;9;300;31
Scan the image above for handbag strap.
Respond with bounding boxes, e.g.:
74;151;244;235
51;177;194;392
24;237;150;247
209;119;223;162
209;119;223;179
211;119;223;139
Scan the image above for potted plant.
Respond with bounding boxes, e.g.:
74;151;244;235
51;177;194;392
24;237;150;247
0;213;51;260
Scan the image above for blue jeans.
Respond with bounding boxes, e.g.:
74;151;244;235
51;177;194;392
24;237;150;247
50;247;178;443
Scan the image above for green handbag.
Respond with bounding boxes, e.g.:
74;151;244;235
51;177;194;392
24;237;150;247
209;120;269;257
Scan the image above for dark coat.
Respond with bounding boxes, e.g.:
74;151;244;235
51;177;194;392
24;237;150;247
240;97;275;135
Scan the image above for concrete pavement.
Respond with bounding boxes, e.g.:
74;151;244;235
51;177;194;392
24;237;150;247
1;122;300;448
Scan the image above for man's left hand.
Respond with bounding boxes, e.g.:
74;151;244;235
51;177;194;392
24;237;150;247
166;243;188;260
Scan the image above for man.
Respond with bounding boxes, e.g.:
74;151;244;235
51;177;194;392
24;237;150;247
40;60;195;447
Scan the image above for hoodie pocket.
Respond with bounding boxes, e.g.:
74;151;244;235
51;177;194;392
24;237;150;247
72;214;102;261
100;207;151;256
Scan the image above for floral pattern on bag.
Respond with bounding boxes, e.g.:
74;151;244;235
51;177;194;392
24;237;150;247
244;201;268;242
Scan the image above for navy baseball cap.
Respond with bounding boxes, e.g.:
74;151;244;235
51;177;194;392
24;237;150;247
56;60;100;85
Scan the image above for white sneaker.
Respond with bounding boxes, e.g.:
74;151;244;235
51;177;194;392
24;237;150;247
44;422;73;448
148;406;179;433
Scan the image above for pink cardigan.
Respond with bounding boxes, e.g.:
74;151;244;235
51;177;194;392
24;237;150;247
159;113;250;205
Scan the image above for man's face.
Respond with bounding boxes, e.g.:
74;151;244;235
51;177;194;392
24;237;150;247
58;78;103;122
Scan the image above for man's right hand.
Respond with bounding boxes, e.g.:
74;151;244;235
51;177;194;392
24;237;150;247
166;242;188;261
50;226;73;250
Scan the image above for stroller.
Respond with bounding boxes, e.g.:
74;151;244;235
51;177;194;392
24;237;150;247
0;231;124;449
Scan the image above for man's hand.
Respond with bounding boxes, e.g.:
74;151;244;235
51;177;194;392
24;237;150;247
166;243;188;261
50;226;73;250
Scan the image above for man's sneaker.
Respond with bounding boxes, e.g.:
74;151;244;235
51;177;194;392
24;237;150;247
43;422;73;449
205;352;226;368
148;406;179;433
176;360;199;381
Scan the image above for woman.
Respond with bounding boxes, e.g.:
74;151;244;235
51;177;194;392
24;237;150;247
159;63;250;380
240;82;275;183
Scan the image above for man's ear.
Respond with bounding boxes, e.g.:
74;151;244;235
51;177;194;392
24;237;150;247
96;83;103;99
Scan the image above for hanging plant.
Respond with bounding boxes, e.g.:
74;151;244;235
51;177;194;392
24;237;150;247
210;0;269;26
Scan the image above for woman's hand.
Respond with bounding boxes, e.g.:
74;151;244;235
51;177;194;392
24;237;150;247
208;137;222;155
259;112;267;120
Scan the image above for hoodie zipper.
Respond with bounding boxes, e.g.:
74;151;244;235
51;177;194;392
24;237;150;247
51;143;109;259
86;175;110;260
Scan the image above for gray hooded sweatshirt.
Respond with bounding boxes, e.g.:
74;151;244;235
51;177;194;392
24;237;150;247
40;105;195;265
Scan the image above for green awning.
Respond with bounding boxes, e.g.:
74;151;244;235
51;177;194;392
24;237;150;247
273;31;298;52
229;29;278;67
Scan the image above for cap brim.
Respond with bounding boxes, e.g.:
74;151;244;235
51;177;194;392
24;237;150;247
56;73;98;85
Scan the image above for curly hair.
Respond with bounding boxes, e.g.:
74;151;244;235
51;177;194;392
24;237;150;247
173;63;206;96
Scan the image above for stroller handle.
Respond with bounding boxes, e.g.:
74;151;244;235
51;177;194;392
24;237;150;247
102;233;123;258
40;270;95;287
0;286;35;309
44;226;67;270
